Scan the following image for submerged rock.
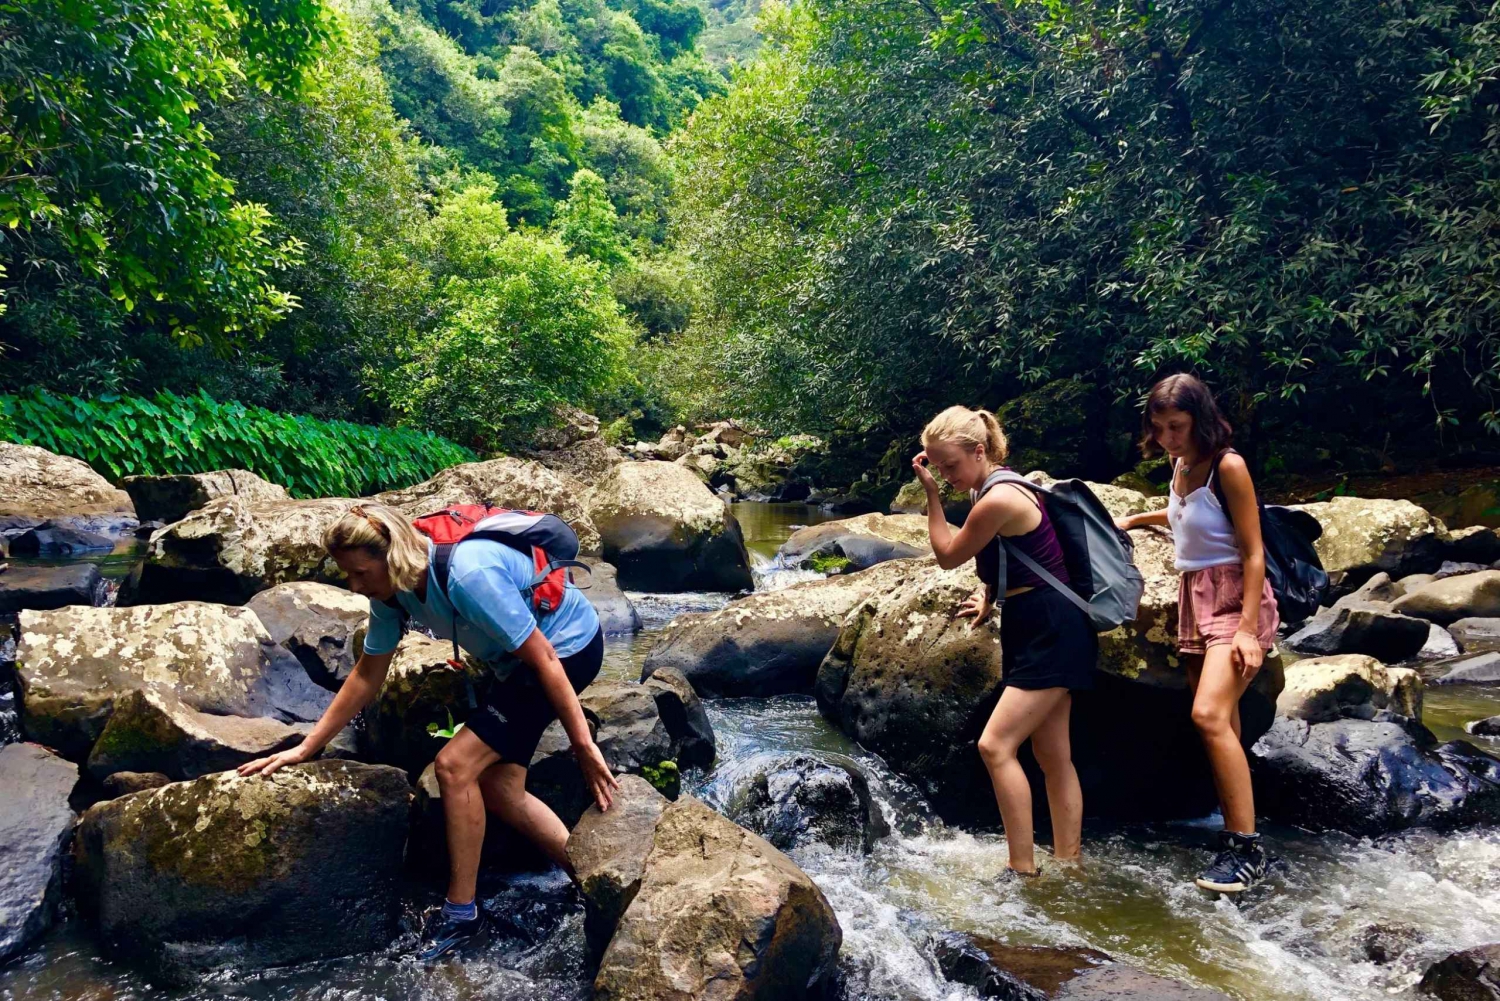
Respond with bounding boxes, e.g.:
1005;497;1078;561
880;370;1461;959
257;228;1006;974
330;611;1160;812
121;469;288;524
1417;943;1500;1001
588;460;752;592
776;512;935;571
7;523;116;557
566;774;668;961
1251;716;1500;834
247;581;370;690
0;563;107;614
642;559;916;697
17;602;332;760
1284;600;1432;661
931;931;1230;1000
593;796;841;1001
1451;617;1500;653
0;743;77;962
1276;654;1422;723
73;760;410;984
1393;570;1500;625
725;752;888;854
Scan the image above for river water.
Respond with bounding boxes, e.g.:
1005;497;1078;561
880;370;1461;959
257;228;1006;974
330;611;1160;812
4;503;1500;1001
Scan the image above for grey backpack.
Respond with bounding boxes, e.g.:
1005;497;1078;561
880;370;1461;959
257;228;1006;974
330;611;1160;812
975;470;1145;632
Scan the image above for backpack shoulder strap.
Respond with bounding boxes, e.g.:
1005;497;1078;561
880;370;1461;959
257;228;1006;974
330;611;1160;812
975;468;1036;501
1208;448;1241;526
1002;539;1093;617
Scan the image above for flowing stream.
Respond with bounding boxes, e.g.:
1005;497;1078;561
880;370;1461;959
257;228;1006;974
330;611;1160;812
4;502;1500;1001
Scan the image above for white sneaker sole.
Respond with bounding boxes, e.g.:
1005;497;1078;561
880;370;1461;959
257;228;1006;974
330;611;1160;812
1194;877;1248;893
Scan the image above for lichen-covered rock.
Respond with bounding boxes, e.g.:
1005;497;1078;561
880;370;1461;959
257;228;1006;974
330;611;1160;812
1284;601;1433;661
588;461;752;591
931;931;1230;1000
0;563;107;614
725;752;888;854
372;457;600;554
566;774;668;961
247;581;370;690
526;436;625;484
1276;654;1422;723
528;680;674;827
17;602;331;760
593;796;841;1001
777;512;934;573
642;560;918;697
361;634;489;776
0;443;135;538
1418;943;1500;1001
586;560;643;636
1291;496;1453;588
0;743;77;962
121;469;288;525
1393;570;1500;625
72;760;411;983
85;688;313;781
1251;716;1500;834
889;473;971;522
100;771;172;797
640;666;715;768
1451;618;1500;653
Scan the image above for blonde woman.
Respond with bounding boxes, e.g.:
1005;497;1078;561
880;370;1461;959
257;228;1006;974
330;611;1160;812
913;406;1096;877
237;503;615;960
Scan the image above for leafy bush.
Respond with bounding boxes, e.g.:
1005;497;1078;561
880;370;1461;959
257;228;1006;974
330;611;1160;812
0;391;475;498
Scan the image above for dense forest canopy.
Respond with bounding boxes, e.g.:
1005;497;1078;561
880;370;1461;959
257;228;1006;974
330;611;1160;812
3;0;1500;471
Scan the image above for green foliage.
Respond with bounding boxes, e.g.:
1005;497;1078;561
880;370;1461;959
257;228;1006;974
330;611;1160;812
641;758;680;796
426;709;465;739
807;553;851;574
0;390;475;498
555;169;631;267
371;183;631;451
0;0;326;351
675;0;1500;447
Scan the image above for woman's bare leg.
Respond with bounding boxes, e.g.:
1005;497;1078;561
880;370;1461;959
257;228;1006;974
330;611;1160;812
1028;693;1082;861
1191;645;1256;834
478;761;573;875
977;686;1071;873
433;727;501;905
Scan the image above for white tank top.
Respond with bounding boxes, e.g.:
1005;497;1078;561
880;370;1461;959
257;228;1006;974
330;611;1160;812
1167;459;1241;571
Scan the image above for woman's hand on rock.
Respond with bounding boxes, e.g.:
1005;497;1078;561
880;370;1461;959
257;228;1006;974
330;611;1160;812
237;742;314;778
574;739;620;812
957;588;993;626
912;451;938;492
1113;515;1133;532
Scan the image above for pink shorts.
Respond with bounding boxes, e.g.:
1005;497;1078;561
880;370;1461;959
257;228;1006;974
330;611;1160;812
1177;562;1279;655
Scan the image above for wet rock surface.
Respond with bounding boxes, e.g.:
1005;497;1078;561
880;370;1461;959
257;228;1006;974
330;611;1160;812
725;752;888;854
247;581;370;690
1251;715;1500;834
1435;652;1500;686
565;775;667;960
592;796;842;1001
776;512;935;571
931;931;1232;999
0;563;107;614
1418;942;1500;1001
7;523;117;557
1451;617;1500;653
72;760;411;984
0;743;78;962
1285;601;1433;661
121;469;288;525
585;560;642;636
0;444;136;544
639;666;715;768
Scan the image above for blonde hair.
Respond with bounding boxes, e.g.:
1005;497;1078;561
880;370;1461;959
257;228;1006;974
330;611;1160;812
921;405;1009;464
323;503;430;593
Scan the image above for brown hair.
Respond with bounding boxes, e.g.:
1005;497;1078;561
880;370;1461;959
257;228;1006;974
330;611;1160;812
1139;373;1234;458
323;503;429;592
921;405;1010;464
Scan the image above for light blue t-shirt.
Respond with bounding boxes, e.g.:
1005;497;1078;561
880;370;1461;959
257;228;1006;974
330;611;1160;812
363;540;600;675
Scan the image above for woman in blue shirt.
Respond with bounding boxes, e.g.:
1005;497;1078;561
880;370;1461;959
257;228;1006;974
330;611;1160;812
238;503;616;960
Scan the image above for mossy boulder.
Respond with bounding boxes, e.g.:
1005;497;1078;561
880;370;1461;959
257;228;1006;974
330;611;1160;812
72;760;411;984
777;512;937;572
587;460;752;592
889;473;972;522
16;602;330;760
1276;654;1422;723
995;378;1105;479
1290;496;1455;589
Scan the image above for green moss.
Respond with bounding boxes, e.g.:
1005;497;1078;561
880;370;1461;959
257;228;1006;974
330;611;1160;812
808;553;853;574
642;759;681;798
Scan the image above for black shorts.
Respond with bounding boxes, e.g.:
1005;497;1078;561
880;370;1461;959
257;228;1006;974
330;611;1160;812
999;587;1097;691
464;628;605;765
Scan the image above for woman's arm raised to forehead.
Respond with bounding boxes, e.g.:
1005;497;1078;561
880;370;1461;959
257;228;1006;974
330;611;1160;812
927;488;1030;570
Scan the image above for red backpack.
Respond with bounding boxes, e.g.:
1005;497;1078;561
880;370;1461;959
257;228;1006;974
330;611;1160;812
386;505;592;667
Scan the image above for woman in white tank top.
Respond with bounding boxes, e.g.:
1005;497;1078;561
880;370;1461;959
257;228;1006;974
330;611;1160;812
1115;374;1280;896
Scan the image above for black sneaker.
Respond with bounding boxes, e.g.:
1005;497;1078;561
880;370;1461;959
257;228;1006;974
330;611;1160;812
1194;830;1268;894
417;909;487;962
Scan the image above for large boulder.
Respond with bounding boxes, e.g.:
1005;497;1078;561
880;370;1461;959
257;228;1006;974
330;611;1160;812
84;687;315;782
526;436;625;484
1276;654;1422;722
0;442;136;543
815;550;1281;823
588;461;752;592
1419;943;1500;1001
566;774;668;961
1251;716;1500;834
931;931;1231;1000
642;559;918;697
587;560;643;637
527;680;675;827
1393;570;1500;625
72;760;410;984
121;469;288;524
0;743;77;962
0;563;107;614
1283;601;1433;661
361;634;489;776
247;581;370;690
776;512;934;572
1291;496;1453;589
640;666;715;769
1451;618;1500;653
889;473;972;523
724;752;888;854
372;457;601;554
16;602;332;760
592;796;842;1001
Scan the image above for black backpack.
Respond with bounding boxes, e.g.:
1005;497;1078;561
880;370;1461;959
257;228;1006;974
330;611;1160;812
1208;450;1329;624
